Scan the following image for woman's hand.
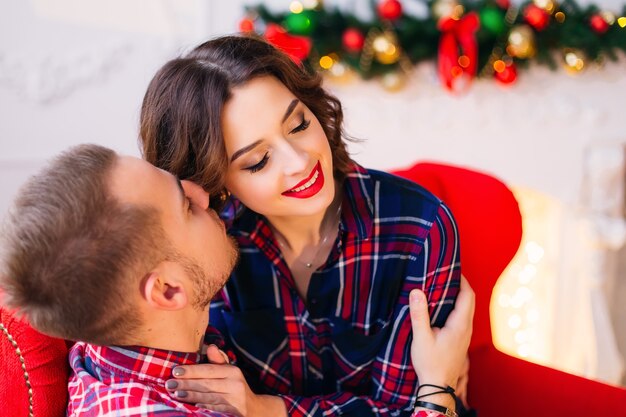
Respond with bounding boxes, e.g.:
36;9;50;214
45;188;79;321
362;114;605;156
166;362;251;417
164;345;287;417
456;355;470;408
409;275;475;392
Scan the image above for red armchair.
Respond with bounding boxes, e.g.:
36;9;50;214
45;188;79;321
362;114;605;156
2;161;625;417
392;161;626;417
0;305;69;417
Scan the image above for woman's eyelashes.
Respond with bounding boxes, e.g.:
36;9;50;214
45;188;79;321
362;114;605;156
245;152;269;173
290;115;310;134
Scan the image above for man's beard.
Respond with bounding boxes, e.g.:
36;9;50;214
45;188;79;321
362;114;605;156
180;236;239;310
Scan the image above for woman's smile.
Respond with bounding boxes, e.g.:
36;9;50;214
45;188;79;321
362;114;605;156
282;161;324;198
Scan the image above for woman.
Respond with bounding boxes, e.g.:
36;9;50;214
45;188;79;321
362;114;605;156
140;35;471;417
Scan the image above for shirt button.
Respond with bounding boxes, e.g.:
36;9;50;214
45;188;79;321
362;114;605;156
310;298;318;305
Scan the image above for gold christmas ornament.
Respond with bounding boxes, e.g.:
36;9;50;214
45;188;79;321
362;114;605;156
372;33;401;64
507;25;536;59
319;55;334;70
290;1;304;14
554;11;566;23
380;71;407;92
493;59;507;73
432;0;463;21
563;49;585;73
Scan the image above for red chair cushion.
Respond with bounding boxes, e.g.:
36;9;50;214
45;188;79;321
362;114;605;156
1;306;69;417
469;346;626;417
392;161;626;416
391;162;523;350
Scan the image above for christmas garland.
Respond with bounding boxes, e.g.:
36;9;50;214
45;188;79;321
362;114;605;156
239;0;626;92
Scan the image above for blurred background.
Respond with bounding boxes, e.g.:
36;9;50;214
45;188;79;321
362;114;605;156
1;0;625;386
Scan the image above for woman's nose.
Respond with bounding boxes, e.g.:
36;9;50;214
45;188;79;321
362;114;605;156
281;142;309;177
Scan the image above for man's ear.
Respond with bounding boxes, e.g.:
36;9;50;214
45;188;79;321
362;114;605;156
140;263;189;310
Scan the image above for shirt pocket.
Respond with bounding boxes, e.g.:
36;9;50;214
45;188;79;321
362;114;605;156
221;308;290;393
329;316;391;393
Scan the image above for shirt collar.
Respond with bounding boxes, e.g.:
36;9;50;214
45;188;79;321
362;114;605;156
85;343;206;383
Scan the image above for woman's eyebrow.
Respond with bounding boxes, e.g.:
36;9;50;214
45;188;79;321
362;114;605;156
282;99;300;123
231;139;263;163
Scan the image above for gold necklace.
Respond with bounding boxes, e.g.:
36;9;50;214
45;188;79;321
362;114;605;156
273;205;342;269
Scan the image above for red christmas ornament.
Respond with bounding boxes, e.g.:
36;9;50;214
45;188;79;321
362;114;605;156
342;28;365;53
239;17;255;33
378;0;403;21
264;23;312;64
494;62;517;84
590;14;610;34
523;4;550;31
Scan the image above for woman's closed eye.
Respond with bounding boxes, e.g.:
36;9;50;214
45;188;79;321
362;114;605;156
244;152;269;173
289;116;310;134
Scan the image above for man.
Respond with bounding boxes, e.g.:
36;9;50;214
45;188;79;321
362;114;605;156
0;144;473;417
0;144;280;416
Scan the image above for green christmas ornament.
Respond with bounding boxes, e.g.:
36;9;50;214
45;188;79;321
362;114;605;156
480;7;506;35
285;11;316;35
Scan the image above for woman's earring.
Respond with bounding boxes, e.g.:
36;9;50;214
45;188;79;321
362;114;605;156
220;189;231;201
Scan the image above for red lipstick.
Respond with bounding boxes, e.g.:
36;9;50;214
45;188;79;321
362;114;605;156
282;161;324;199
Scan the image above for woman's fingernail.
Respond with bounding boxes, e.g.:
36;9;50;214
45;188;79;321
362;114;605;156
410;290;420;303
165;380;178;390
175;390;188;398
173;367;185;377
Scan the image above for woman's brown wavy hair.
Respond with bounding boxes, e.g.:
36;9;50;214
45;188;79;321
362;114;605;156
139;35;353;206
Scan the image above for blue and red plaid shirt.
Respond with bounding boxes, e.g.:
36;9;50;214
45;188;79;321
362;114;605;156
67;329;234;417
211;163;461;417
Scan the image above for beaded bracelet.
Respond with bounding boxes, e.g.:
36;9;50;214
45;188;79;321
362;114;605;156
414;400;458;417
411;409;443;417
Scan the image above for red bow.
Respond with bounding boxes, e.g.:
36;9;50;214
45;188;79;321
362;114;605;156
264;23;312;64
437;12;480;92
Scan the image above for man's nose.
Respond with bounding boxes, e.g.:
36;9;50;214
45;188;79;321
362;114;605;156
181;180;210;210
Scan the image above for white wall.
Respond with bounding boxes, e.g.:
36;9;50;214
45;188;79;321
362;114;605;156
0;0;216;212
333;64;626;206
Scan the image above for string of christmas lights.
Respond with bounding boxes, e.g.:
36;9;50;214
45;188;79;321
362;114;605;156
239;0;626;92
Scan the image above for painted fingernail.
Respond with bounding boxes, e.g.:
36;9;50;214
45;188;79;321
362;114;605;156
173;367;185;377
175;390;188;398
165;380;178;390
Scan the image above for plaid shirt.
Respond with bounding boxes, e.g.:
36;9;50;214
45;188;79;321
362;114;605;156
211;163;461;417
67;329;233;417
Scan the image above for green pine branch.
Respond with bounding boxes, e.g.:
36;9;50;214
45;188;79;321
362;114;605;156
244;0;626;80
